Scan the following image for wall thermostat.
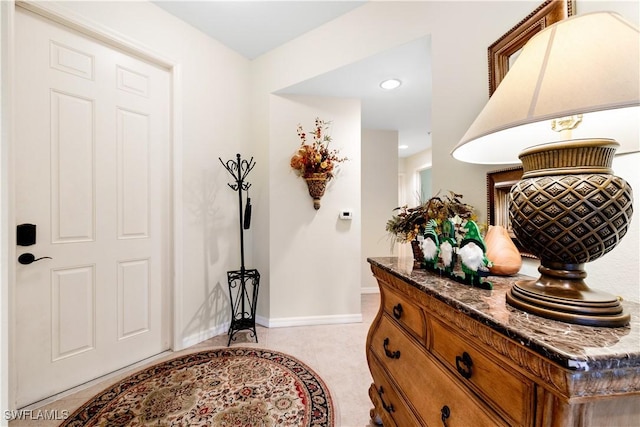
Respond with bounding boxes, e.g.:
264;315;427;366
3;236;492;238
339;210;353;220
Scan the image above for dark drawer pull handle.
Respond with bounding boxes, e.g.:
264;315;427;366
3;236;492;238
378;386;395;413
455;351;473;379
441;405;450;427
392;303;403;319
383;338;401;359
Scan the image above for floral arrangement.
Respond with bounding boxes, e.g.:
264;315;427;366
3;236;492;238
290;118;347;179
386;191;478;244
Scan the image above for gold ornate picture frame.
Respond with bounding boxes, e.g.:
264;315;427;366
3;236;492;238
488;0;575;96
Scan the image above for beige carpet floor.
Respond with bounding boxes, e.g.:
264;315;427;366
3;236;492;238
9;294;380;427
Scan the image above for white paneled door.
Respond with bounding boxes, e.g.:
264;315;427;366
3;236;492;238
14;8;171;407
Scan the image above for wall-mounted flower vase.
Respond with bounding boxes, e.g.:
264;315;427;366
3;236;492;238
305;172;328;210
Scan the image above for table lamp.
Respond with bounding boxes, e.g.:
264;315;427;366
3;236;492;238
452;12;639;327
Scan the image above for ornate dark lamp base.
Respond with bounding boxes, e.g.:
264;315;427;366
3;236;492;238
508;139;633;327
506;263;629;327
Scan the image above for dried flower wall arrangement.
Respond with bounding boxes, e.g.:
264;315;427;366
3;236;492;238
290;118;347;209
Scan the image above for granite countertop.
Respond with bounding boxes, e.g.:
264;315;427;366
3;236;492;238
367;257;640;372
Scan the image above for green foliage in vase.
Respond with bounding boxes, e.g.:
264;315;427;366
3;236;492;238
386;191;477;245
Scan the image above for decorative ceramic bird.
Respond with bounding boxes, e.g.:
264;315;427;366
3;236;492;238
421;219;440;270
438;218;457;275
458;220;493;289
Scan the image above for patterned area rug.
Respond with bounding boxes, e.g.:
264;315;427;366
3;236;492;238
61;348;335;426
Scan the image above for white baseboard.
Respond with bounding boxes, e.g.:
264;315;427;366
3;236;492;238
261;313;363;328
181;311;366;347
181;322;229;349
256;315;269;328
361;287;380;294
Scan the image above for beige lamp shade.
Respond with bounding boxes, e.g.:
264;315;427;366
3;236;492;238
452;12;640;164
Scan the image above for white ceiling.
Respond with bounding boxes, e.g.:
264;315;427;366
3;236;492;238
153;1;368;60
152;1;432;157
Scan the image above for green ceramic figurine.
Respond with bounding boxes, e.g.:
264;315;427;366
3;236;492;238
458;220;493;289
439;218;457;276
421;219;440;270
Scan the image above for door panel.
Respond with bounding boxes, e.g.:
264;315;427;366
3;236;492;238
14;7;170;407
51;266;95;360
117;108;150;238
118;259;150;339
50;90;95;243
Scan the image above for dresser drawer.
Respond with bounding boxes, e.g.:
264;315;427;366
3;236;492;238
430;318;534;426
370;315;508;426
382;285;426;341
368;353;420;427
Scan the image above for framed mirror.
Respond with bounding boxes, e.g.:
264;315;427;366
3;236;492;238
488;0;574;96
487;167;537;259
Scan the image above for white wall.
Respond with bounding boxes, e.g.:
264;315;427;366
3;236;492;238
362;129;398;291
268;95;361;323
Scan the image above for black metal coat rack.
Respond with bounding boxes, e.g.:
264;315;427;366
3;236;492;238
219;153;260;346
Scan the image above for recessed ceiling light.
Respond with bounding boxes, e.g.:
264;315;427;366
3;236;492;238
380;79;402;90
398;144;409;150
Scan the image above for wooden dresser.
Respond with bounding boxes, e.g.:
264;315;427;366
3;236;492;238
366;257;640;427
